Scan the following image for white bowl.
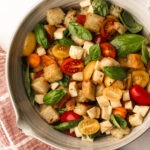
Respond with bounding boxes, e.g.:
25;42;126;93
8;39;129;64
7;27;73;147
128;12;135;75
7;0;150;149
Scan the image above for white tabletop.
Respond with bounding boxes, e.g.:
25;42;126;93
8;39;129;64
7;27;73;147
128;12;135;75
0;0;150;149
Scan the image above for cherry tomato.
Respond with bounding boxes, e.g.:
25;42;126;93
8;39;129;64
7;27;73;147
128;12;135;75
93;34;105;44
60;111;81;122
112;107;127;118
60;58;84;76
129;85;150;105
100;42;116;58
100;18;117;40
65;130;76;137
35;70;44;78
77;15;86;25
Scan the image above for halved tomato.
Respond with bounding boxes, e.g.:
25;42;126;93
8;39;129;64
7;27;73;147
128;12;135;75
77;15;86;25
93;34;105;44
60;58;84;76
100;42;116;58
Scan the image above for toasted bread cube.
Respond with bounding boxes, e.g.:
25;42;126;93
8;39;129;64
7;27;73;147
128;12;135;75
96;95;110;107
123;90;130;101
69;82;78;97
124;101;133;110
104;76;115;87
111;80;125;90
94;60;101;71
47;8;65;26
74;103;90;115
35;94;44;104
83;41;94;55
71;36;85;46
110;127;130;139
82;81;96;101
51;82;59;90
129;113;143;127
100;121;113;133
101;106;112;120
69;46;84;59
30;72;35;80
92;70;104;84
39;105;60;124
44;64;63;83
80;0;91;7
133;105;149;117
84;13;104;32
87;106;101;119
54;27;66;40
147;80;150;93
110;101;122;108
113;22;127;34
77;90;88;102
31;77;50;94
96;84;105;97
72;72;83;81
74;127;82;137
87;5;94;13
36;46;46;56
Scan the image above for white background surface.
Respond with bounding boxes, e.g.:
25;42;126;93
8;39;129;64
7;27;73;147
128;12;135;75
0;0;150;149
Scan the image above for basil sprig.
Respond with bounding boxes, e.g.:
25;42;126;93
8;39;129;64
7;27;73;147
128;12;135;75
34;24;50;49
85;44;101;65
111;34;147;57
92;0;110;17
43;89;66;105
119;11;143;33
110;114;127;129
68;22;92;41
53;38;75;46
103;66;127;80
59;75;70;87
141;42;149;65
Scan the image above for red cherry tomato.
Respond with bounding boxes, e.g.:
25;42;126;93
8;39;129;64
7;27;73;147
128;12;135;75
100;42;116;58
129;85;150;105
77;15;86;25
60;111;81;122
35;70;44;78
60;58;84;76
93;34;105;44
100;18;117;40
65;130;76;137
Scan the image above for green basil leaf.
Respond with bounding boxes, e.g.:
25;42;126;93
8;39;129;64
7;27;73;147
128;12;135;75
111;34;147;57
103;66;127;80
34;24;50;49
141;43;149;65
63;29;70;37
92;0;109;17
55;108;67;114
59;75;70;87
53;38;75;46
88;130;102;139
68;22;92;41
119;11;143;33
85;44;101;65
43;89;66;105
110;114;127;129
84;57;92;65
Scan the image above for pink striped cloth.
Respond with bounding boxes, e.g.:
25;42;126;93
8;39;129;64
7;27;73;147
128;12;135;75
0;48;56;150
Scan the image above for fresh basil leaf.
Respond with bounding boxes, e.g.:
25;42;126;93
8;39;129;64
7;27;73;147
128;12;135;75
84;57;92;65
119;11;143;33
111;34;147;57
43;89;66;105
55;108;67;114
63;29;70;37
92;0;109;17
85;44;101;65
53;38;75;46
110;114;127;129
88;130;102;139
59;75;70;87
103;66;127;80
34;24;50;49
141;43;149;65
68;22;92;41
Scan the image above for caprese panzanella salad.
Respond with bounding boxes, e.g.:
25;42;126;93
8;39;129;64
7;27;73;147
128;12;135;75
22;0;150;141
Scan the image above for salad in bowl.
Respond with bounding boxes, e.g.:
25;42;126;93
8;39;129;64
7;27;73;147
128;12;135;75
22;0;150;142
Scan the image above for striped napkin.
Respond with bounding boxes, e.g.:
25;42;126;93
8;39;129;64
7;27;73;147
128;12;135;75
0;48;56;150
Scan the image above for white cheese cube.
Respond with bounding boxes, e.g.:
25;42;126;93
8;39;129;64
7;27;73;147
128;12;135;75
69;46;84;59
83;41;94;55
133;105;149;117
72;72;83;81
80;0;91;8
100;120;113;133
69;82;78;97
51;82;59;90
129;114;143;127
124;101;133;110
71;36;85;46
35;94;44;104
94;60;101;70
87;106;101;119
123;90;130;101
82;135;94;142
92;70;104;84
54;27;66;39
36;46;46;56
96;95;110;107
110;101;122;108
74;127;82;137
87;5;94;13
101;106;112;120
